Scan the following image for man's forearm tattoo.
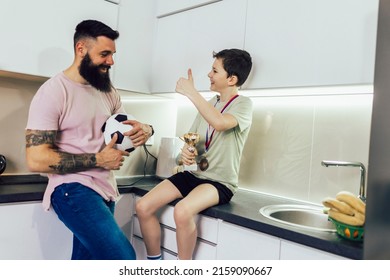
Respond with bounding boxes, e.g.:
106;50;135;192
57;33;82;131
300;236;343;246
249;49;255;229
50;153;97;173
26;129;97;173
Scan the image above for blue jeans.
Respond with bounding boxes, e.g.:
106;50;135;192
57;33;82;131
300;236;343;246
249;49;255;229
51;182;136;260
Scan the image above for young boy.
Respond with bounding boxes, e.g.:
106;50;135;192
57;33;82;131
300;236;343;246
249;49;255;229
136;49;253;260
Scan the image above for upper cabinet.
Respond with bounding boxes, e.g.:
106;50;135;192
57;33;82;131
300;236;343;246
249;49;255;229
244;0;379;89
150;0;379;93
0;0;379;93
112;0;156;93
155;0;222;17
151;0;247;93
0;0;118;78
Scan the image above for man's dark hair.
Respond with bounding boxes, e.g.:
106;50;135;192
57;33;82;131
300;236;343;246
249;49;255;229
73;19;119;48
213;49;252;87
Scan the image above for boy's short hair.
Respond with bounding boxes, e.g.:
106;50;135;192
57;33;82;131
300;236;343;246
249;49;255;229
73;19;119;48
213;49;252;87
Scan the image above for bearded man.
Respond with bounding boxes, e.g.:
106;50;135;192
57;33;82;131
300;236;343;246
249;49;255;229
25;20;153;260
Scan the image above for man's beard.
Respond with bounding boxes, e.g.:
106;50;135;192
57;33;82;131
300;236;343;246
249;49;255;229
79;53;113;93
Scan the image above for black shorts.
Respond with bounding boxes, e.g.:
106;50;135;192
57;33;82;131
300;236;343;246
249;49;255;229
167;171;234;205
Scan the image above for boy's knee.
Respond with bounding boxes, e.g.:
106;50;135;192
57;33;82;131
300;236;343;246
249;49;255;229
135;199;147;217
173;203;191;226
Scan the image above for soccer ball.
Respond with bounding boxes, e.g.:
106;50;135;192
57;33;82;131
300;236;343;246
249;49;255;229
102;113;136;152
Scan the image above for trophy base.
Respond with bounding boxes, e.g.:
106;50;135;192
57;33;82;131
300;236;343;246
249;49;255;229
172;165;184;174
184;164;198;171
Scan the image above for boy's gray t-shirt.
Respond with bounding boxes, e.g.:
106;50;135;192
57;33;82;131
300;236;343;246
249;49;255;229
189;94;253;194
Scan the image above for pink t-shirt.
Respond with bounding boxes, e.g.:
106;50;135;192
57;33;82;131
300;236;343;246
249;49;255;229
26;72;125;210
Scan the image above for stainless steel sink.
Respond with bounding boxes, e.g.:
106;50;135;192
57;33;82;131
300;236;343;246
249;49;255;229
259;204;336;232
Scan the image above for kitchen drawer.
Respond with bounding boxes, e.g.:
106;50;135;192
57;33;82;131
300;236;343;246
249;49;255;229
133;215;178;252
280;240;348;260
217;221;280;260
135;195;219;243
133;215;217;259
132;236;177;260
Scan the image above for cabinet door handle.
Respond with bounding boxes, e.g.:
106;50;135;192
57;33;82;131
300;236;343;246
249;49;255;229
104;0;119;5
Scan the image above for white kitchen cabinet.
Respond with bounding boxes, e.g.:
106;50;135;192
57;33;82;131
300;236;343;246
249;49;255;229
244;0;379;89
114;193;136;240
112;0;156;93
0;0;118;78
216;221;281;260
0;194;133;260
216;221;348;260
151;0;247;93
280;240;348;260
132;195;218;259
155;0;222;17
133;216;217;259
0;193;350;260
0;202;72;260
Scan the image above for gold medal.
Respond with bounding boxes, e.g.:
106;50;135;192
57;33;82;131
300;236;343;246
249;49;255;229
198;156;209;171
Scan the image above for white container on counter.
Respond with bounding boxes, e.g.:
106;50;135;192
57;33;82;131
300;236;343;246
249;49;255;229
156;137;182;179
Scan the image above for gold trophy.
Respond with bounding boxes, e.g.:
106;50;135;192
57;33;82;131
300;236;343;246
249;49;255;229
182;132;200;171
173;132;200;174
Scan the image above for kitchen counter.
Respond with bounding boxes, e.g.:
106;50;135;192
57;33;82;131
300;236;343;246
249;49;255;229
0;174;48;203
0;174;363;259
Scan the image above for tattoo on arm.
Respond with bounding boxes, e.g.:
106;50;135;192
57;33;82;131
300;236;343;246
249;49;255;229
26;129;97;173
50;153;97;173
26;129;57;148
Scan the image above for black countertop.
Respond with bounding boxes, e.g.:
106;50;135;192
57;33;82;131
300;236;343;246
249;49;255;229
0;174;363;259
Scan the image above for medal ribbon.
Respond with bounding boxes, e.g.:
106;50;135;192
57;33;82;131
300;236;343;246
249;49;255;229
205;94;239;151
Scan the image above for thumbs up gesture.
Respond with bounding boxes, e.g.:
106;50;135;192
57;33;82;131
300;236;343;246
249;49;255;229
175;68;196;97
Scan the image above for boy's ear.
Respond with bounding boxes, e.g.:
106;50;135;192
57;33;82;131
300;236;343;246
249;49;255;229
227;75;238;86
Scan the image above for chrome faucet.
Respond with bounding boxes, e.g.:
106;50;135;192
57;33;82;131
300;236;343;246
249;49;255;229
321;160;366;203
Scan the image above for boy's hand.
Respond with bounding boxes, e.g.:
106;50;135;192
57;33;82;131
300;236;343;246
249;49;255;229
176;68;196;96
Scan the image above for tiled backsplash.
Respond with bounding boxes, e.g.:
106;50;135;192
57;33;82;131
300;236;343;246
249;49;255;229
172;90;373;204
239;93;372;204
0;77;41;174
0;76;373;205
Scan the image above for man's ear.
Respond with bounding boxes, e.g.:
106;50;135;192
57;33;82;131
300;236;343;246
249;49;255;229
227;75;238;86
75;41;87;58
